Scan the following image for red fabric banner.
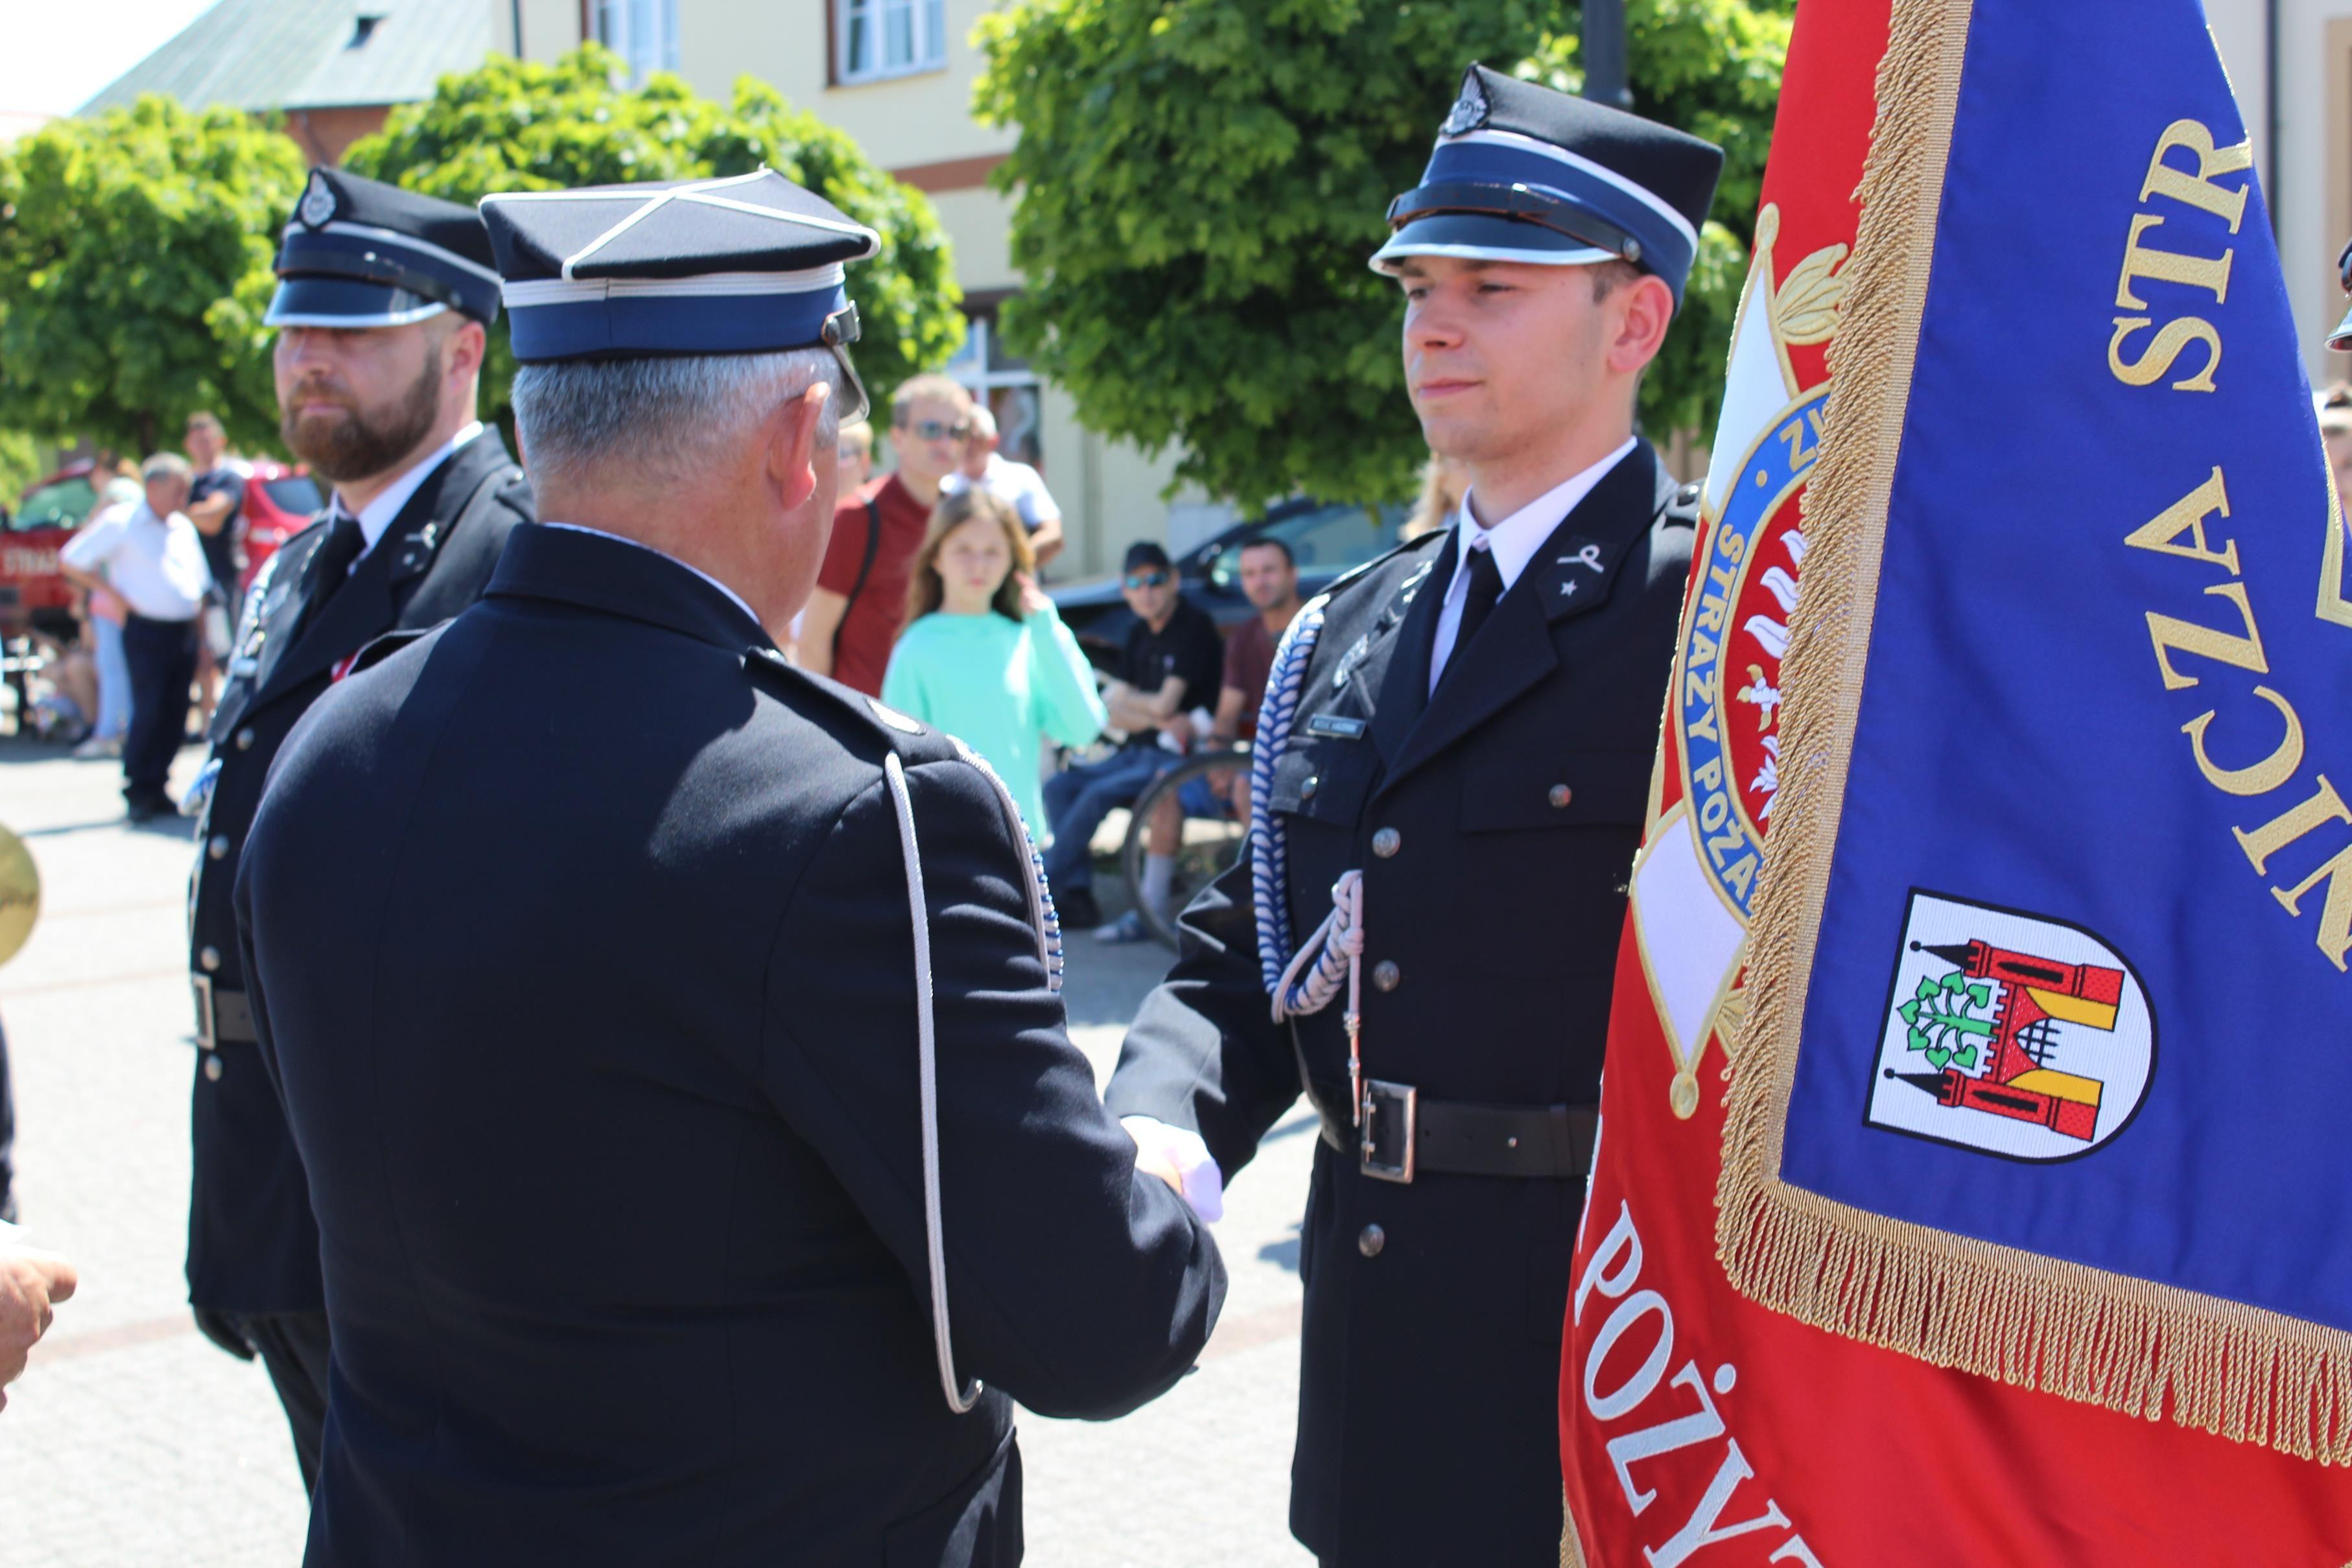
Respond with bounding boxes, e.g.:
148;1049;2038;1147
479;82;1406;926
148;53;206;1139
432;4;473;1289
1559;2;2352;1561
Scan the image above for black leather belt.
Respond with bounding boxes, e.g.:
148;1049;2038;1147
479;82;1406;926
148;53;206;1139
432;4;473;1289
191;977;257;1049
1303;1076;1596;1184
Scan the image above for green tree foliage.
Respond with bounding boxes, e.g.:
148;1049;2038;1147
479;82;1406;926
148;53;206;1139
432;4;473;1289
0;432;45;510
0;97;302;456
346;45;965;428
973;0;1792;508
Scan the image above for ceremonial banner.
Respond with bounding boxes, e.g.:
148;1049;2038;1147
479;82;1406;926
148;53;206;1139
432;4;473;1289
1563;0;2352;1562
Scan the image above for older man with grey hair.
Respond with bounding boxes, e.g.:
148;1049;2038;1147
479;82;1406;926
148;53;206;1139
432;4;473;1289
60;452;210;819
231;170;1223;1567
941;402;1066;566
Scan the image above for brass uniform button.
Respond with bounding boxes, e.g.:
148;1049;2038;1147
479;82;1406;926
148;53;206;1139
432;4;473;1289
235;728;255;751
1357;1224;1385;1258
1370;827;1401;858
1300;775;1320;800
203;1056;223;1082
1372;960;1401;992
1549;783;1573;808
198;946;220;972
207;835;231;861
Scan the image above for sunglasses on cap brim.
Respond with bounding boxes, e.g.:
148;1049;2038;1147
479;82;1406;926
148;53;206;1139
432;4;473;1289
821;305;870;426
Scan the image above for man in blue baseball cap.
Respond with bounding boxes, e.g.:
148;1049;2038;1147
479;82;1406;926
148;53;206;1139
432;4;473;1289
233;168;1223;1567
1109;65;1724;1565
185;165;534;1490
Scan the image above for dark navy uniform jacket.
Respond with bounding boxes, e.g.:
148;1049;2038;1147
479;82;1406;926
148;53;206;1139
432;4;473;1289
1105;441;1694;1567
187;428;530;1315
234;524;1223;1567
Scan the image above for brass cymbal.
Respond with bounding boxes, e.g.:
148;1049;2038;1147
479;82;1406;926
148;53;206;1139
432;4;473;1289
0;824;38;970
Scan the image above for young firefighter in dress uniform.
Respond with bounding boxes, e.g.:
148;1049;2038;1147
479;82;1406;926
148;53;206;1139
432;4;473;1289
232;170;1223;1568
1110;66;1723;1565
183;168;533;1487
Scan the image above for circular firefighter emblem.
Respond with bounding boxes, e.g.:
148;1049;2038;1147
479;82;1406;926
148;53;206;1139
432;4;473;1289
1678;386;1824;922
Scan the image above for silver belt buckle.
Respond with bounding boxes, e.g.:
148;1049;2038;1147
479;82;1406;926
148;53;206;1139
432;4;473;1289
1359;1079;1417;1183
192;974;217;1051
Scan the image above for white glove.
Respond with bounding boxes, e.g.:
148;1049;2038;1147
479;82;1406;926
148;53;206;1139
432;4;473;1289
1120;1115;1225;1223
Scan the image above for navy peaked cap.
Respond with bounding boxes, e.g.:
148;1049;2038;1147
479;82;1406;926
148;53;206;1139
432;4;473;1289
267;167;503;329
1374;64;1725;306
477;169;880;366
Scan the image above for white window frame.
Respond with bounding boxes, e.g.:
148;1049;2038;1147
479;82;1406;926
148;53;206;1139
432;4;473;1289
834;0;948;86
947;312;1047;470
596;0;680;86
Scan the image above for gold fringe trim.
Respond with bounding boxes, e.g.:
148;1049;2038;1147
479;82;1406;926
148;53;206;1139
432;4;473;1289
1561;1487;1589;1568
1713;0;2352;1466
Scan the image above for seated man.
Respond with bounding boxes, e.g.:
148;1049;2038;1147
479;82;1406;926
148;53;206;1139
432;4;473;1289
1100;537;1305;942
1041;542;1222;930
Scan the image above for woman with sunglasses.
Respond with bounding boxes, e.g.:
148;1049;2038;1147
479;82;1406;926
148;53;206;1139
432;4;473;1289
882;488;1107;834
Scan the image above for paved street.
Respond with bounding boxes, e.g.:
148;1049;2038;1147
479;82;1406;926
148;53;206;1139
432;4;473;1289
0;734;1315;1566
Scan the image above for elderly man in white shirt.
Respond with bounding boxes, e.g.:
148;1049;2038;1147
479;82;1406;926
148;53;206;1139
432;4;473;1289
60;453;211;820
941;404;1065;566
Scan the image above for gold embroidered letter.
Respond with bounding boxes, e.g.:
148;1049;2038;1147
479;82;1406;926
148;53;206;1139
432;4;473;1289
2125;467;2239;572
2108;316;2222;393
2116;213;2233;309
2272;841;2352;973
2233;775;2351;876
2145;581;2268;690
2183;686;2304;797
2139;121;2253;233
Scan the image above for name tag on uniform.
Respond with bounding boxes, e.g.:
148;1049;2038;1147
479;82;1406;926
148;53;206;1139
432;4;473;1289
1304;713;1367;740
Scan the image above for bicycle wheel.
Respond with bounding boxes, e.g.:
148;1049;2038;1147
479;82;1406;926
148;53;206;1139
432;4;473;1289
1120;747;1252;950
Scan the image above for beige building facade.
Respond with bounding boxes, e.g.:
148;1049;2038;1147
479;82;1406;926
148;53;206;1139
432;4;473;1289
2208;0;2352;387
517;0;1204;576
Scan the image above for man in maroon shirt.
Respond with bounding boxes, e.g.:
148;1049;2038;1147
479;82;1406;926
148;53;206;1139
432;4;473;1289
799;373;973;695
1215;536;1302;756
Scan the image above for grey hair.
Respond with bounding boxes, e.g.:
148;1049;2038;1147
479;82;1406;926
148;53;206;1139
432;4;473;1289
141;452;193;484
511;348;842;493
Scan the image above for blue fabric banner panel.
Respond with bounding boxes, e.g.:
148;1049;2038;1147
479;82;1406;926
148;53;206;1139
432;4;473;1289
1765;0;2352;1345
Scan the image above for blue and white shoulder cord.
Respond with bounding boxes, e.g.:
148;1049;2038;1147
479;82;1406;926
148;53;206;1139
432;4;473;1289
1249;593;1370;1123
879;742;1063;1418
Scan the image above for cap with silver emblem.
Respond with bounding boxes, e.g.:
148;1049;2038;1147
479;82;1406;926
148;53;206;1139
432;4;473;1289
266;167;504;330
477;169;881;421
1372;64;1724;307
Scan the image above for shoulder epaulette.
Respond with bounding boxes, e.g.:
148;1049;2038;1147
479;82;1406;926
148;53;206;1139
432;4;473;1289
740;645;957;762
1319;526;1449;607
1660;481;1702;529
344;627;430;677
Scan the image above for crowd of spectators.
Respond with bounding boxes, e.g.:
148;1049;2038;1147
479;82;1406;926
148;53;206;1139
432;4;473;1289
780;371;1317;938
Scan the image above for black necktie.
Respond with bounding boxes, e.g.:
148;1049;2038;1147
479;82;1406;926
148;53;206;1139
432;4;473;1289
1449;542;1505;667
292;513;366;640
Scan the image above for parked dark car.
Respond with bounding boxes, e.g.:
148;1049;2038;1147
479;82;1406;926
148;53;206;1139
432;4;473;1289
1052;497;1409;667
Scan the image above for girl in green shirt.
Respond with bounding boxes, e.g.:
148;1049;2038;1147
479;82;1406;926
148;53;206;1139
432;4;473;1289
883;489;1107;833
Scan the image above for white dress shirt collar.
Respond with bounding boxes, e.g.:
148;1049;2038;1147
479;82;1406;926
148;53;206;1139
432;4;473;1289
537;522;766;631
333;420;484;554
1450;436;1638;594
1428;438;1638;693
